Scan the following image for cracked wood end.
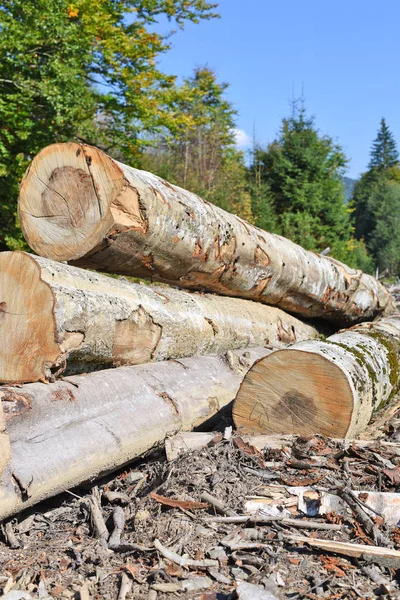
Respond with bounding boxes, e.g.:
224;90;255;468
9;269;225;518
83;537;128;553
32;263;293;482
0;251;60;383
233;316;400;438
19;142;144;262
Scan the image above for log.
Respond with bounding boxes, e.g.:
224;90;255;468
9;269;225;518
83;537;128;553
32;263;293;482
0;251;320;384
18;142;394;326
233;316;400;438
0;347;270;521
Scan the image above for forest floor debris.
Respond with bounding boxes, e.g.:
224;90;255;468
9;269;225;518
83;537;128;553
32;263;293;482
1;406;400;599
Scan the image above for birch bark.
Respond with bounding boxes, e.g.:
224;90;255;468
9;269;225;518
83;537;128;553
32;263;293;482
18;143;394;325
0;251;319;383
0;347;269;521
233;316;400;438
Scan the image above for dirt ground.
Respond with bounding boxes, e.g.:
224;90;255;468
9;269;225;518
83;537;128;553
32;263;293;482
0;403;400;600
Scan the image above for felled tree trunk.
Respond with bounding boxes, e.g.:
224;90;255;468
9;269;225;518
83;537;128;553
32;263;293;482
233;316;400;439
0;251;320;384
18;143;393;325
0;347;269;521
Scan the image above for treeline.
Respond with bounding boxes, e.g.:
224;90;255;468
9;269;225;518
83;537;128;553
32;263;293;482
0;0;397;275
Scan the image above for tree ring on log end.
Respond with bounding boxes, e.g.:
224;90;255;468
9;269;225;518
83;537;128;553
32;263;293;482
18;142;125;261
233;349;353;437
0;252;60;383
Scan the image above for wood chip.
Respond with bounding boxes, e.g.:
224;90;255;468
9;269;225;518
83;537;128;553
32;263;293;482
285;535;400;567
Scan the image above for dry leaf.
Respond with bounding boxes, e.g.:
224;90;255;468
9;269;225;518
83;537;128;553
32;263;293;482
150;492;209;510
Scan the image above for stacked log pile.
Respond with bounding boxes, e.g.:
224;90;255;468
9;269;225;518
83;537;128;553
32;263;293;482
0;251;320;383
19;142;393;325
0;142;396;520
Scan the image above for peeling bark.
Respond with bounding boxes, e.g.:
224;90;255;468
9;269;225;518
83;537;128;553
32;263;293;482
0;347;270;521
233;316;400;439
0;251;320;383
18;143;394;325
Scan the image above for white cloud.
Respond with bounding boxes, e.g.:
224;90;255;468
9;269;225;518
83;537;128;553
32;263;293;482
233;128;251;148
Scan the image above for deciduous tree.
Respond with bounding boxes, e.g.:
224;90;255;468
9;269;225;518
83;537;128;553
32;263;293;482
140;67;253;221
0;0;218;249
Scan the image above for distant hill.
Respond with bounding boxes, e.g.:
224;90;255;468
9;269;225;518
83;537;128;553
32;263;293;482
343;176;356;202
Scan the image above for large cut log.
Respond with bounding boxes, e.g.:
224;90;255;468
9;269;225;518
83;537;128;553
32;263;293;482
0;251;320;384
0;347;270;521
18;143;393;325
233;316;400;439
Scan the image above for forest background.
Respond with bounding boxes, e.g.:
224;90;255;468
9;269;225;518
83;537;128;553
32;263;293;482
1;0;399;276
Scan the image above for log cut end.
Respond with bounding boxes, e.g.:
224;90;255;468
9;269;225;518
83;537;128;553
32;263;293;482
18;143;127;261
0;252;60;383
233;349;353;437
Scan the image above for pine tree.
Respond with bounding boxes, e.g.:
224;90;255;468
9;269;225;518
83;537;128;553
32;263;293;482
368;118;399;170
352;168;383;244
251;101;352;258
352;120;400;269
369;180;400;275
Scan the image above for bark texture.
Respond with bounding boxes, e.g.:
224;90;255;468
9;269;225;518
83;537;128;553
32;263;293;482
18;143;394;325
0;347;269;521
233;316;400;439
0;251;320;384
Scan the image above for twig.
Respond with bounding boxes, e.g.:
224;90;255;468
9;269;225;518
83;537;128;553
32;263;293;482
207;567;231;584
200;491;238;517
337;487;390;546
2;521;20;549
283;534;400;566
286;459;340;471
79;584;91;600
154;538;218;568
360;564;396;594
204;515;281;524
242;466;276;480
313;575;324;597
204;515;342;531
88;487;108;546
118;572;132;600
65;489;83;500
222;541;276;556
108;506;125;548
108;507;153;552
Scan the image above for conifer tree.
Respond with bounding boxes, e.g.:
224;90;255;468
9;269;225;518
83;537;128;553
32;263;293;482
251;101;352;259
369;180;400;275
352;119;400;270
368;118;399;170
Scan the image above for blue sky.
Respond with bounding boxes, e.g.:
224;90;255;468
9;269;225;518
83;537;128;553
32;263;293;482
157;0;400;179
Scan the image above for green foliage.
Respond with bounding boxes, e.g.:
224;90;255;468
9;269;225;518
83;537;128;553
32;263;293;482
368;180;400;275
368;118;399;170
0;0;218;249
249;102;355;261
352;168;383;244
140;67;254;221
352;119;400;275
248;145;279;232
344;238;375;273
